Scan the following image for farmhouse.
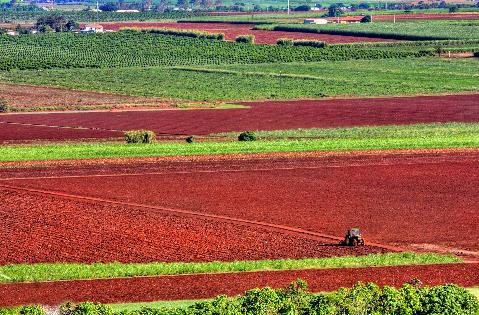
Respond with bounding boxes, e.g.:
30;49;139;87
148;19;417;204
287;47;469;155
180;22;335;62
303;18;328;24
80;24;104;33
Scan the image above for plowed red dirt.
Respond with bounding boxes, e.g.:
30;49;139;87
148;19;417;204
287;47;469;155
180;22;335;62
1;187;381;265
1;94;478;142
99;22;398;43
0;122;122;143
0;83;172;111
1;263;478;306
2;150;478;253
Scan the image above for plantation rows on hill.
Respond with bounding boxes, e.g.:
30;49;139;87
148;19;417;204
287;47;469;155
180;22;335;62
0;32;433;71
257;20;479;40
0;10;199;23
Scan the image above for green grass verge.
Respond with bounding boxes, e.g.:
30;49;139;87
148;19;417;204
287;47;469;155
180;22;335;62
214;123;479;139
108;299;209;312
468;287;479;299
1;133;478;162
2;58;478;101
0;253;460;284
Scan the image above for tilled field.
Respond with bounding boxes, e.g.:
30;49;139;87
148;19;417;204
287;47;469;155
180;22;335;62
1;263;478;306
1;94;478;142
1;187;381;265
1;149;478;254
0;83;173;111
98;22;398;43
0;122;122;143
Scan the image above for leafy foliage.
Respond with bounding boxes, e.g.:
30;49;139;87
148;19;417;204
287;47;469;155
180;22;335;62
235;34;255;44
124;130;156;143
0;32;434;71
4;281;479;315
0;98;9;112
238;131;256;141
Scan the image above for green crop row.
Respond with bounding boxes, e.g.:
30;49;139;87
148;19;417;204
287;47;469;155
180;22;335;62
257;20;479;41
0;32;433;71
0;10;201;23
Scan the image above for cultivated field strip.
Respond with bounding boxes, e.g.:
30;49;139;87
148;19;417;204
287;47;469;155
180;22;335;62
1;263;479;306
0;187;385;265
1;94;477;141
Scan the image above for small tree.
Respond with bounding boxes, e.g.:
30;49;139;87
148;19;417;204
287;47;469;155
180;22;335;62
327;4;343;17
124;130;156;143
235;35;255;44
277;38;293;46
360;15;372;23
0;98;9;112
238;131;256;141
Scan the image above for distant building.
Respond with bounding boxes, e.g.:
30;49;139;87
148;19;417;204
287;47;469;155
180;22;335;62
303;18;328;24
6;30;17;36
80;24;104;33
116;9;140;12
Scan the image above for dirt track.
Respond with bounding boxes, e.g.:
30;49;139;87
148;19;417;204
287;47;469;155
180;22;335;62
1;94;478;142
1;263;478;306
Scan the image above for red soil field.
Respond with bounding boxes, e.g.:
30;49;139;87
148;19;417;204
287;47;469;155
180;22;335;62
0;122;121;143
0;187;384;265
99;22;398;43
2;150;478;254
1;263;478;306
1;94;478;142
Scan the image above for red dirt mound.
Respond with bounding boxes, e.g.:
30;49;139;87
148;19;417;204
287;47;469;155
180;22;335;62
1;263;478;306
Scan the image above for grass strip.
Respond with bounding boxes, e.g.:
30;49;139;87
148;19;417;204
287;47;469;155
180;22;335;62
468;288;479;299
0;253;460;284
108;299;210;312
1;133;478;162
214;123;479;139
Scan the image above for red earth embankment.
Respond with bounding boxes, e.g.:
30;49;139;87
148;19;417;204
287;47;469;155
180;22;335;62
1;263;478;306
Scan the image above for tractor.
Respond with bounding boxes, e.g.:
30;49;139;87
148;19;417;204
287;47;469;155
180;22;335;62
340;228;364;246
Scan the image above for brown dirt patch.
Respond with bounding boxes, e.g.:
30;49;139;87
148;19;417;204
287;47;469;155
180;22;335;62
0;83;174;111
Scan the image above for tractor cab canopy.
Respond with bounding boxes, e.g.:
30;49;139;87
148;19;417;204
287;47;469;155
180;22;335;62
349;228;361;236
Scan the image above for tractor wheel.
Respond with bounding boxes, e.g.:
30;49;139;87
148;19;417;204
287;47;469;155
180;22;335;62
352;239;358;247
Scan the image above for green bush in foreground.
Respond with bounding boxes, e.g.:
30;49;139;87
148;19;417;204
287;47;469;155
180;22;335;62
5;281;479;315
124;130;156;144
238;131;257;141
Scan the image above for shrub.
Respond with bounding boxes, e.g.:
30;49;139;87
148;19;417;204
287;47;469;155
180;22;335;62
124;130;156;143
238;131;256;141
186;136;194;143
0;98;9;112
360;15;372;23
18;306;43;315
474;51;479;57
277;38;293;46
293;40;328;48
235;35;255;44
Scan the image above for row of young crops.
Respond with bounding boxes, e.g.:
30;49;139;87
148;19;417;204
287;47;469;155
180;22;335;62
0;10;199;23
255;20;479;40
0;32;433;71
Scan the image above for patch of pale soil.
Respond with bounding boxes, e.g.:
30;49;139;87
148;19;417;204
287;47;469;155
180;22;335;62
0;83;175;111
